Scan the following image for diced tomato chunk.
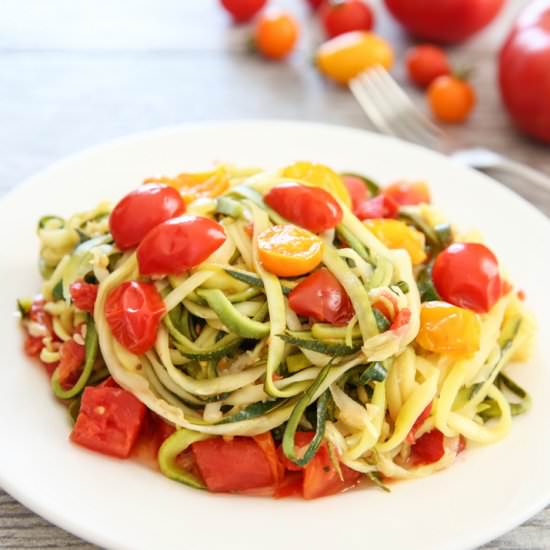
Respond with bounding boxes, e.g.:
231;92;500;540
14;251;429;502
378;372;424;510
192;437;274;492
384;181;431;206
57;339;85;387
24;335;45;357
274;472;304;499
253;432;284;484
71;386;146;459
277;431;315;472
391;308;412;331
355;194;399;220
69;280;99;313
410;429;445;465
131;411;176;468
406;402;432;444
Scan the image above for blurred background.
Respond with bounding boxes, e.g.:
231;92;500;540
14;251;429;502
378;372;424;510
1;0;549;213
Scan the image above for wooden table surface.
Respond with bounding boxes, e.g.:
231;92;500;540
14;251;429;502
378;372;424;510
1;1;549;548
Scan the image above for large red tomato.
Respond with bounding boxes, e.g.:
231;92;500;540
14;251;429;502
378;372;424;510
499;0;550;143
384;0;505;43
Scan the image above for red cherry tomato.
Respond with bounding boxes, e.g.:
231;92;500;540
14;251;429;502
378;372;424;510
306;0;324;9
288;268;355;325
320;0;375;38
69;280;98;313
192;437;275;492
264;182;343;233
406;44;451;88
104;281;166;355
432;243;502;313
384;0;504;44
410;429;445;465
57;339;85;387
23;298;54;358
384;181;431;205
342;175;369;211
354;194;399;220
406;402;433;444
499;1;550;143
71;386;146;458
219;0;267;22
109;184;185;250
137;215;226;276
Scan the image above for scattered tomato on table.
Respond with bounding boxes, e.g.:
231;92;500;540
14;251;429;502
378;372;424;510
384;0;505;44
427;75;476;123
306;0;324;10
499;0;550;143
406;45;451;88
320;0;375;38
317;31;394;84
254;12;300;60
220;0;267;22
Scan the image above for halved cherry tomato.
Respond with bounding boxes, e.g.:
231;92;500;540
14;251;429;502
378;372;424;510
406;44;450;88
406;402;433;444
384;180;431;205
254;12;300;60
109;184;185;250
265;182;343;233
69;280;98;313
320;0;375;38
137;215;226;276
23;297;54;358
364;219;427;264
253;432;284;484
274;471;304;498
71;386;146;458
104;281;166;355
391;307;411;331
342;175;369;211
432;243;502;313
281;161;351;207
257;224;323;277
192;437;274;492
57;339;85;387
288;268;354;325
416;301;480;354
355;194;399;220
410;429;445;465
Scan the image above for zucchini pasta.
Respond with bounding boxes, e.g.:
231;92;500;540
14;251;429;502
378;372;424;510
19;161;535;499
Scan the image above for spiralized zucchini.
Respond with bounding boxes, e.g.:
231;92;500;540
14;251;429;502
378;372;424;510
22;163;536;489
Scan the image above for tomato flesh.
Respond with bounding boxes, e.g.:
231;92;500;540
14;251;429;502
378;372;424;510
104;281;166;355
406;402;433;444
264;182;343;233
109;183;185;250
342;175;369;211
355;194;399;220
69;280;98;313
57;339;85;387
192;437;274;492
411;429;445;465
288;268;354;325
253;432;284;484
71;386;146;458
137;215;226;276
432;243;502;313
384;180;431;205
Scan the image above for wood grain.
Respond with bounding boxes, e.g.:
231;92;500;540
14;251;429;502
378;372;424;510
1;0;548;548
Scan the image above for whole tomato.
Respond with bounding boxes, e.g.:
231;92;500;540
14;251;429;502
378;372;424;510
220;0;267;22
384;0;505;43
320;1;375;38
499;0;550;143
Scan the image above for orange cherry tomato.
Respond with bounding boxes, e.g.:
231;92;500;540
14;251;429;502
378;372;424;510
257;224;323;277
428;75;476;123
406;45;450;88
384;180;431;205
416;301;481;354
364;219;427;264
255;12;299;60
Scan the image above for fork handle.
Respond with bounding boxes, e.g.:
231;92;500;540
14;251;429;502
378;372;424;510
494;158;550;193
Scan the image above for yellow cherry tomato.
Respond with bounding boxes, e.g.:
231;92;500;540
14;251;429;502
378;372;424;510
257;224;323;277
364;219;427;264
316;31;394;85
281;161;351;207
416;302;481;355
145;167;229;204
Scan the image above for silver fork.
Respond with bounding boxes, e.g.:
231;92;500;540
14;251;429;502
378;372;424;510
349;66;550;193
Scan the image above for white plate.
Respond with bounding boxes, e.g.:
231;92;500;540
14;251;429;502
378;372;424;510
1;121;549;550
